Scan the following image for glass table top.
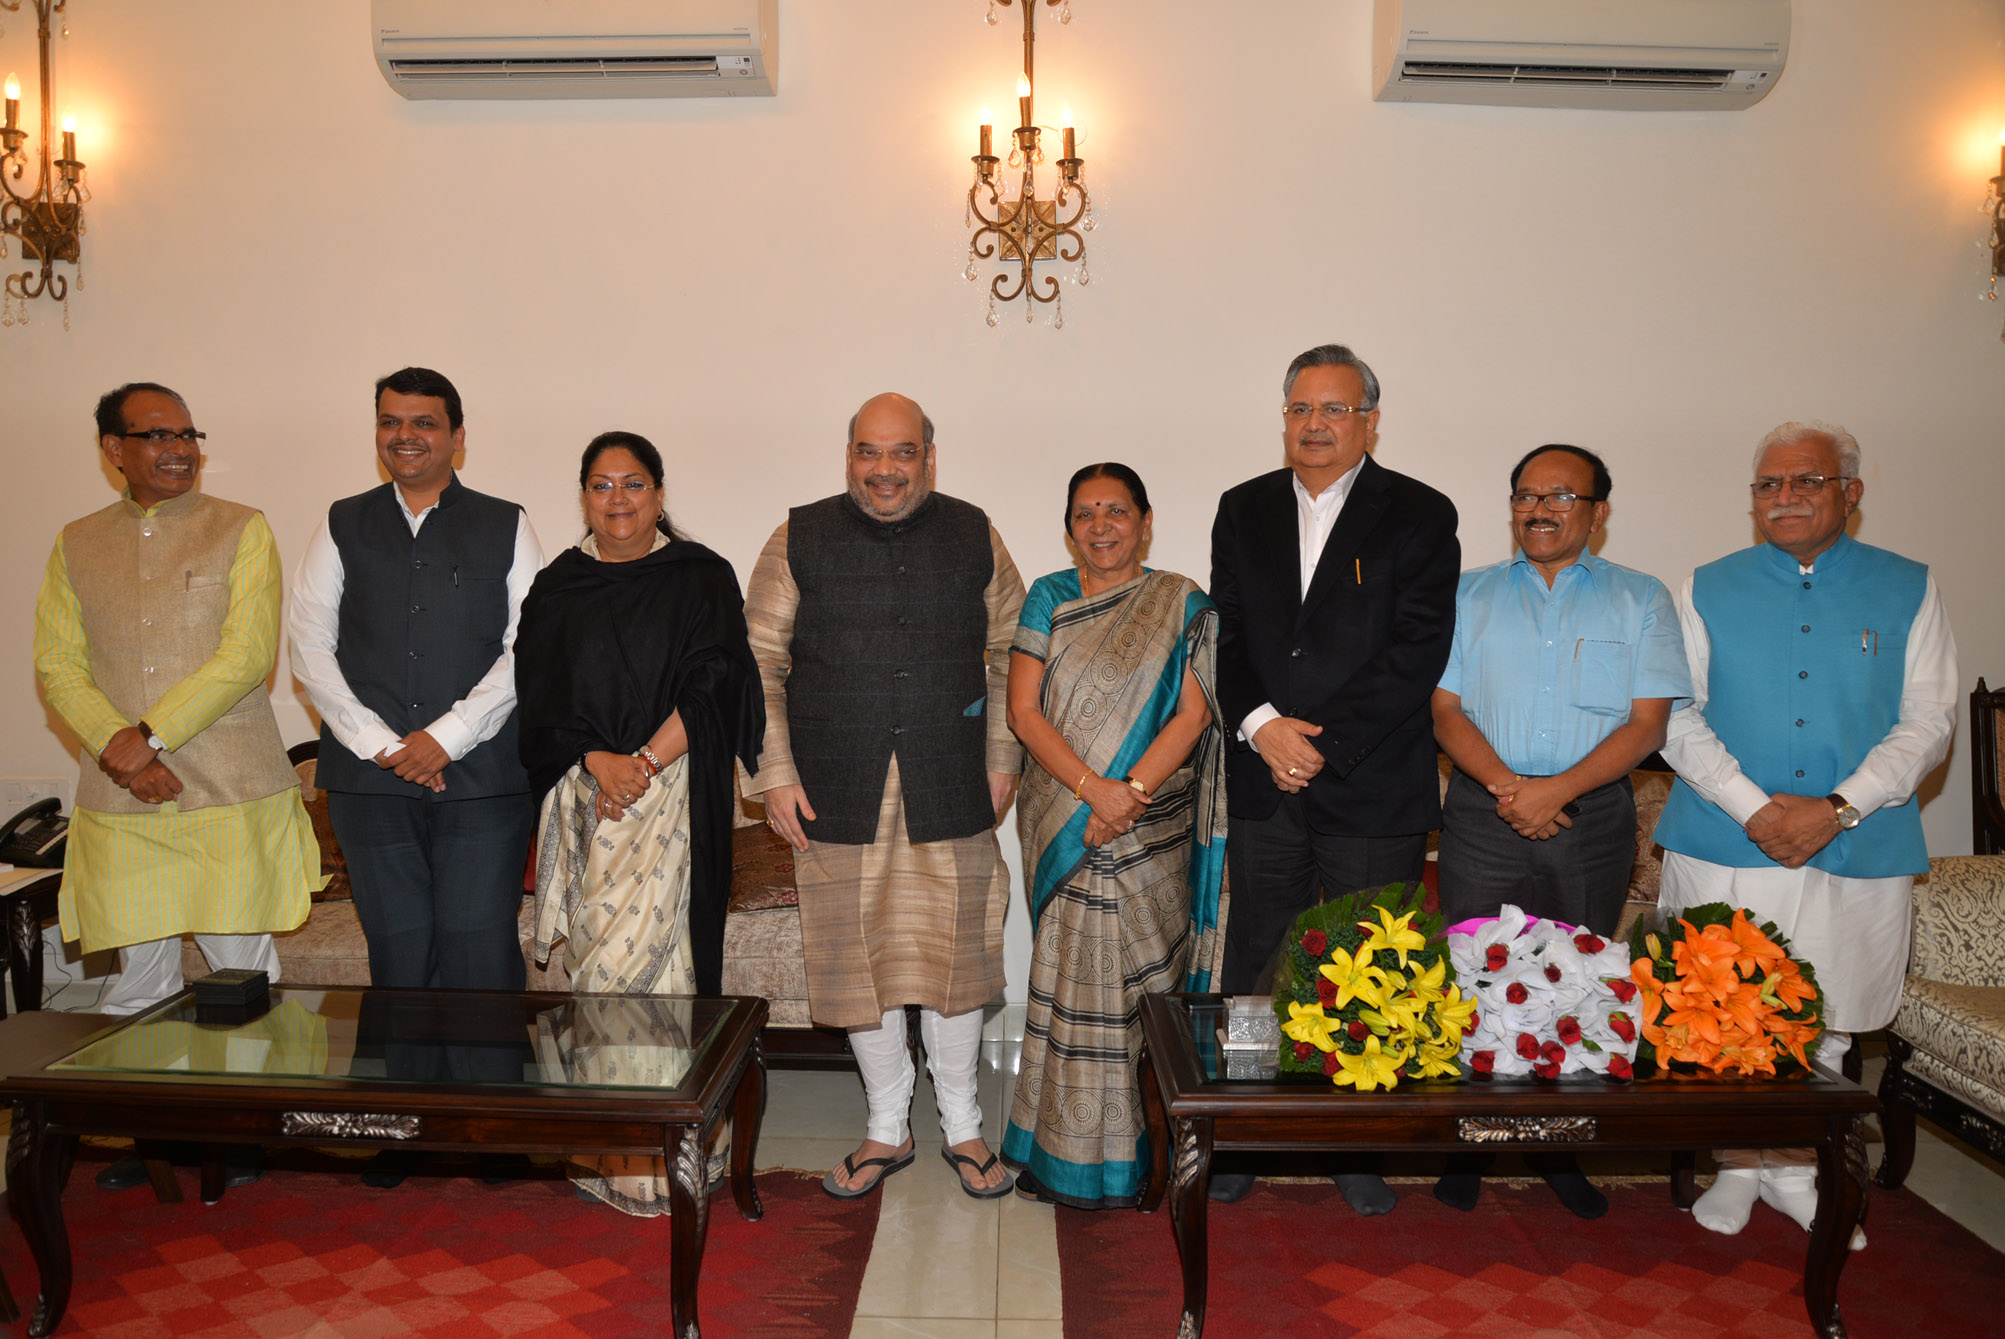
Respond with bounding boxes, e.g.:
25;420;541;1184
50;987;741;1093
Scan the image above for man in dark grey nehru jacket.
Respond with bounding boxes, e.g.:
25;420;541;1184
290;367;545;998
744;392;1025;1202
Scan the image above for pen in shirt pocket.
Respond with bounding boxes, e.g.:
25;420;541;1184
1860;628;1876;656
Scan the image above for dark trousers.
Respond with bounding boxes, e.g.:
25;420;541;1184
327;791;534;991
1220;793;1430;994
1435;769;1636;937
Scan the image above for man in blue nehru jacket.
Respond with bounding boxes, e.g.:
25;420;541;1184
291;367;545;1000
1654;421;1957;1245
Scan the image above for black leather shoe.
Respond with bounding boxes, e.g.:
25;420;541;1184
223;1144;264;1188
1208;1171;1256;1203
94;1153;150;1191
361;1150;415;1189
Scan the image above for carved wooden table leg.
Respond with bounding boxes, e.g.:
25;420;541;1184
6;891;46;1016
664;1119;715;1339
1873;1033;1916;1189
8;1103;73;1338
1669;1149;1697;1209
730;1044;766;1222
199;1145;226;1206
1137;1041;1168;1213
1165;1116;1212;1339
1804;1114;1869;1339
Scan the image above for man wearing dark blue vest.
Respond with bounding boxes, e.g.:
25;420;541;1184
1654;420;1957;1244
290;367;545;1000
744;392;1025;1201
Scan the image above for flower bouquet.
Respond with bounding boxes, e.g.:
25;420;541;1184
1272;883;1475;1091
1627;904;1822;1076
1446;905;1641;1082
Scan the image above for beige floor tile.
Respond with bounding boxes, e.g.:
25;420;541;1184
995;1193;1062;1320
855;1159;1003;1320
759;1069;868;1140
995;1322;1064;1339
850;1319;996;1339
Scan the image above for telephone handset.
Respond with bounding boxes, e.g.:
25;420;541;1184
0;797;69;868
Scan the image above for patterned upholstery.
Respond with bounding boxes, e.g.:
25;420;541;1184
720;823;812;1027
1895;856;2005;1124
1878;854;2005;1184
292;753;350;902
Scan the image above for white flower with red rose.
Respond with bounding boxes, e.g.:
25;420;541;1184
1446;904;1641;1080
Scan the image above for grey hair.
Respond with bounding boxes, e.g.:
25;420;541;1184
1754;421;1860;478
847;403;935;448
1282;344;1381;410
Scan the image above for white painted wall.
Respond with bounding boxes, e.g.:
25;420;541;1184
5;2;2001;1001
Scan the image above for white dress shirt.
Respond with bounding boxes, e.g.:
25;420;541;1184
1240;461;1365;749
289;487;544;767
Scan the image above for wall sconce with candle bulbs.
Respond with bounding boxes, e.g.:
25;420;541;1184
1984;127;2005;343
1;0;88;329
963;0;1096;328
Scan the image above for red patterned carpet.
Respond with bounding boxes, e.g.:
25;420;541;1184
1057;1181;2005;1338
6;1163;877;1338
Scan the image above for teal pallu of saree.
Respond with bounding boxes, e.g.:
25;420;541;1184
1002;568;1227;1208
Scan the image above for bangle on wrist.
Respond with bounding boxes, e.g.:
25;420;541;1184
636;745;663;777
1125;775;1149;797
1073;771;1094;800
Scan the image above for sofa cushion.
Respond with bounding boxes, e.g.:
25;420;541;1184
1893;976;2005;1122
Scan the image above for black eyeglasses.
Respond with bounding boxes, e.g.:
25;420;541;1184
1508;491;1601;513
1750;474;1849;499
118;429;207;445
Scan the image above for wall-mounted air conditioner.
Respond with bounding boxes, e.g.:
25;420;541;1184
1373;0;1788;111
372;0;778;101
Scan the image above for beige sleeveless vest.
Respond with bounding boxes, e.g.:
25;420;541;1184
63;491;298;816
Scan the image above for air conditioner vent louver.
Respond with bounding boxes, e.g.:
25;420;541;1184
1399;61;1736;90
388;56;726;81
1373;0;1789;111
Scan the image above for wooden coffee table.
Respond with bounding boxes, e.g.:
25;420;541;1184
0;987;768;1338
1138;994;1877;1339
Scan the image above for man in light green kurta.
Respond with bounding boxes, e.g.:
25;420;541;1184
33;382;319;1017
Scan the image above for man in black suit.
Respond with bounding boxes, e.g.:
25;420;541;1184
1209;343;1460;1210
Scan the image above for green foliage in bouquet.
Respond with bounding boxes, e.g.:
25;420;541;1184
1271;883;1474;1091
1626;901;1824;1077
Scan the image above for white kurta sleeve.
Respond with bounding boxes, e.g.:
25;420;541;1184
1831;572;1959;818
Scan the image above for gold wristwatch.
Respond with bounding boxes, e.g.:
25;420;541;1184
1826;793;1861;830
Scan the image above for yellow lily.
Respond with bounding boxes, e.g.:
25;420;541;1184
1332;1034;1407;1092
1403;957;1448;1005
1366;991;1426;1036
1281;1000;1342;1053
1410;1037;1462;1079
1318;946;1390;1010
1432;983;1479;1041
1358;906;1428;969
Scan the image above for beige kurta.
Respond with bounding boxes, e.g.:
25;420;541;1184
743;514;1025;1029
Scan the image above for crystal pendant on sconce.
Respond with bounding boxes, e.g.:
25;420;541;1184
1025;294;1034;323
1008;147;1024;169
62;296;70;331
984;292;999;327
61;15;68;37
963;247;980;282
1074;259;1091;286
985;0;999;24
1059;1;1073;22
1053;289;1065;329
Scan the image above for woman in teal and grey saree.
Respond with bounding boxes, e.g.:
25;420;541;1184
1001;463;1227;1208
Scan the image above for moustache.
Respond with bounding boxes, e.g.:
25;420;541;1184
1764;504;1815;521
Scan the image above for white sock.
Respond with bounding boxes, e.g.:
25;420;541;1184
1692;1166;1760;1235
1760;1156;1867;1250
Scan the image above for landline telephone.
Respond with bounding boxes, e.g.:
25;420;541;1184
0;797;68;868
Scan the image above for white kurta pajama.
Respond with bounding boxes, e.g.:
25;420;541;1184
1656;566;1958;1033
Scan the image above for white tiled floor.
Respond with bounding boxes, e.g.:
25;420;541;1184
28;987;2005;1339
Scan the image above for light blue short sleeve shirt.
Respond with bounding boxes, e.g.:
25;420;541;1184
1437;550;1692;777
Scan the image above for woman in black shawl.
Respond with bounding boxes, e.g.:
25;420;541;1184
515;431;763;1215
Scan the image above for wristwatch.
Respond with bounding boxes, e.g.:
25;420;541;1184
1826;793;1861;830
134;719;165;752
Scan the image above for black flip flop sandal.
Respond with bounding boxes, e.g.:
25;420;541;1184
940;1145;1015;1200
821;1144;916;1200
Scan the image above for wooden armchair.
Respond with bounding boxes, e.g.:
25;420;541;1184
1974;677;2004;855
